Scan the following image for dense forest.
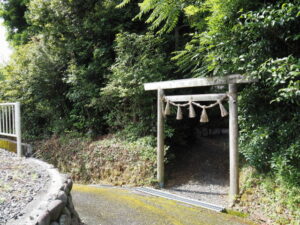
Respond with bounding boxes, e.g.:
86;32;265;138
0;0;299;224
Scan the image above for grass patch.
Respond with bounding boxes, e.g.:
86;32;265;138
225;209;249;218
235;166;300;225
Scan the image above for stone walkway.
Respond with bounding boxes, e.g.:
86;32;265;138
72;184;255;225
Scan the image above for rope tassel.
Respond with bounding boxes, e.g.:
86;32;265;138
200;107;209;123
189;101;196;118
218;100;228;117
176;105;183;120
164;100;171;116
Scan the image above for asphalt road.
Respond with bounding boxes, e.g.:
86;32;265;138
72;184;255;225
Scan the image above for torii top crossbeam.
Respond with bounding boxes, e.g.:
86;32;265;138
144;74;256;206
144;74;255;90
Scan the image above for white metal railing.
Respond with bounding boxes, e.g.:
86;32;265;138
0;102;22;156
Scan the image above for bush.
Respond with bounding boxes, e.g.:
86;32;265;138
239;167;300;224
239;56;300;188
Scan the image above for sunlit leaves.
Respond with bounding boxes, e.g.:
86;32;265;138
100;32;172;137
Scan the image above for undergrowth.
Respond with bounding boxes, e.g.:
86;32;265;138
34;134;158;186
236;166;300;225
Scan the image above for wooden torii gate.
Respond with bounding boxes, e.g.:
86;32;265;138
144;74;256;204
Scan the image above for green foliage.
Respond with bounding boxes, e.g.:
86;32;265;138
0;41;70;138
101;32;174;138
0;67;4;80
238;58;300;187
0;0;30;45
239;167;300;224
257;56;300;104
118;0;184;34
1;0;146;138
236;1;300;188
136;0;182;34
173;0;300;77
239;91;300;177
271;140;300;186
173;0;255;76
24;0;145;134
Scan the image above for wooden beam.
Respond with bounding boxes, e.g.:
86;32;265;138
157;89;165;187
228;84;239;205
164;94;226;102
144;74;256;91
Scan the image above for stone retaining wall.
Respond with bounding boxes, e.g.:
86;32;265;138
34;177;81;225
7;158;82;225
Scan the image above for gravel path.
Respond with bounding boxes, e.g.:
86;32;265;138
0;149;50;224
165;135;229;207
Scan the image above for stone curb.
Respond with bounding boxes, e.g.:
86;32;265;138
7;158;82;225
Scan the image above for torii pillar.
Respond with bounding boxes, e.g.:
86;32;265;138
228;84;239;205
157;88;165;188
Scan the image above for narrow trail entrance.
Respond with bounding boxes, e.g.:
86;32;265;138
165;133;229;207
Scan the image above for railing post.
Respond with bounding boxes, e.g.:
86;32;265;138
157;88;165;187
15;102;22;157
229;84;239;205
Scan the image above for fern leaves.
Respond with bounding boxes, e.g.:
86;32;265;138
138;0;181;34
116;0;132;8
117;0;182;34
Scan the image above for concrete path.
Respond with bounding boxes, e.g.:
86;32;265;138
72;184;255;225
